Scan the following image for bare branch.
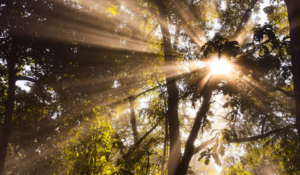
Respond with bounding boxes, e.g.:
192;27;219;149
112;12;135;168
15;76;37;83
193;137;218;154
272;87;295;98
123;116;164;161
230;125;292;143
134;83;167;99
146;24;159;40
194;125;294;154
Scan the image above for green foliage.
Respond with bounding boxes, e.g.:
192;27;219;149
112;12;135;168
0;0;298;174
263;1;289;35
61;115;117;175
222;163;251;175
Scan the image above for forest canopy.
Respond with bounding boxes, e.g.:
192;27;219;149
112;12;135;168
1;0;300;174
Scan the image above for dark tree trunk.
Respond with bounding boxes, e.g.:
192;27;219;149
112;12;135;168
175;90;212;175
161;116;168;175
284;0;300;142
165;71;181;175
0;53;16;174
129;97;139;144
153;1;181;175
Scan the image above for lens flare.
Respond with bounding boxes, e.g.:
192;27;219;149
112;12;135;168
210;59;231;75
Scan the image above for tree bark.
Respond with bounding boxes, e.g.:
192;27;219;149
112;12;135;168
161;116;168;175
175;90;212;175
129;97;139;144
153;1;181;175
284;0;300;142
0;51;16;174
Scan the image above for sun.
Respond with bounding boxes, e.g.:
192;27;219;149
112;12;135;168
210;58;232;75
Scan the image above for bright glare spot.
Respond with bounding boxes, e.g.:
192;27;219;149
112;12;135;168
210;59;231;75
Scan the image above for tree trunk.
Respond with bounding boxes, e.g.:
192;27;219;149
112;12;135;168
123;116;164;161
153;1;181;175
161;116;168;175
284;0;300;142
175;90;212;175
129;97;139;144
0;53;16;174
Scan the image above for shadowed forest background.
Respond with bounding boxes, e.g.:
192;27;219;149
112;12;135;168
1;0;300;174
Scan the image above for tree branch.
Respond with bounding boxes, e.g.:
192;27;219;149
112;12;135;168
146;24;159;40
134;83;167;99
123;116;164;161
230;125;292;143
272;87;295;98
129;97;139;144
15;76;37;83
241;76;295;98
194;137;218;154
109;83;167;108
194;125;294;154
232;0;259;39
175;90;212;175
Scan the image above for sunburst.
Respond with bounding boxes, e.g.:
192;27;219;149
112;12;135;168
210;58;232;75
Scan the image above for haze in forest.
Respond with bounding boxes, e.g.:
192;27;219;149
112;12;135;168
1;0;300;175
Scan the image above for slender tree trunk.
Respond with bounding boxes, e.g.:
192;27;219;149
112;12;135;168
161;117;168;175
284;0;300;142
173;20;180;51
123;116;164;161
153;1;181;175
175;90;212;175
165;71;181;175
0;52;16;174
129;97;139;144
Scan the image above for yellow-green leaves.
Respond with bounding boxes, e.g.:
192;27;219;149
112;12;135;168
60;114;116;174
106;4;119;16
223;163;251;175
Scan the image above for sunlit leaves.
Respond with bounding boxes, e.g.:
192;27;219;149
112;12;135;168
263;1;289;34
106;4;119;16
222;163;251;175
0;0;298;174
61;115;117;175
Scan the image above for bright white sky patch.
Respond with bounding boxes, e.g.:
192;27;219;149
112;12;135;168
210;58;231;75
255;0;269;25
16;81;31;91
